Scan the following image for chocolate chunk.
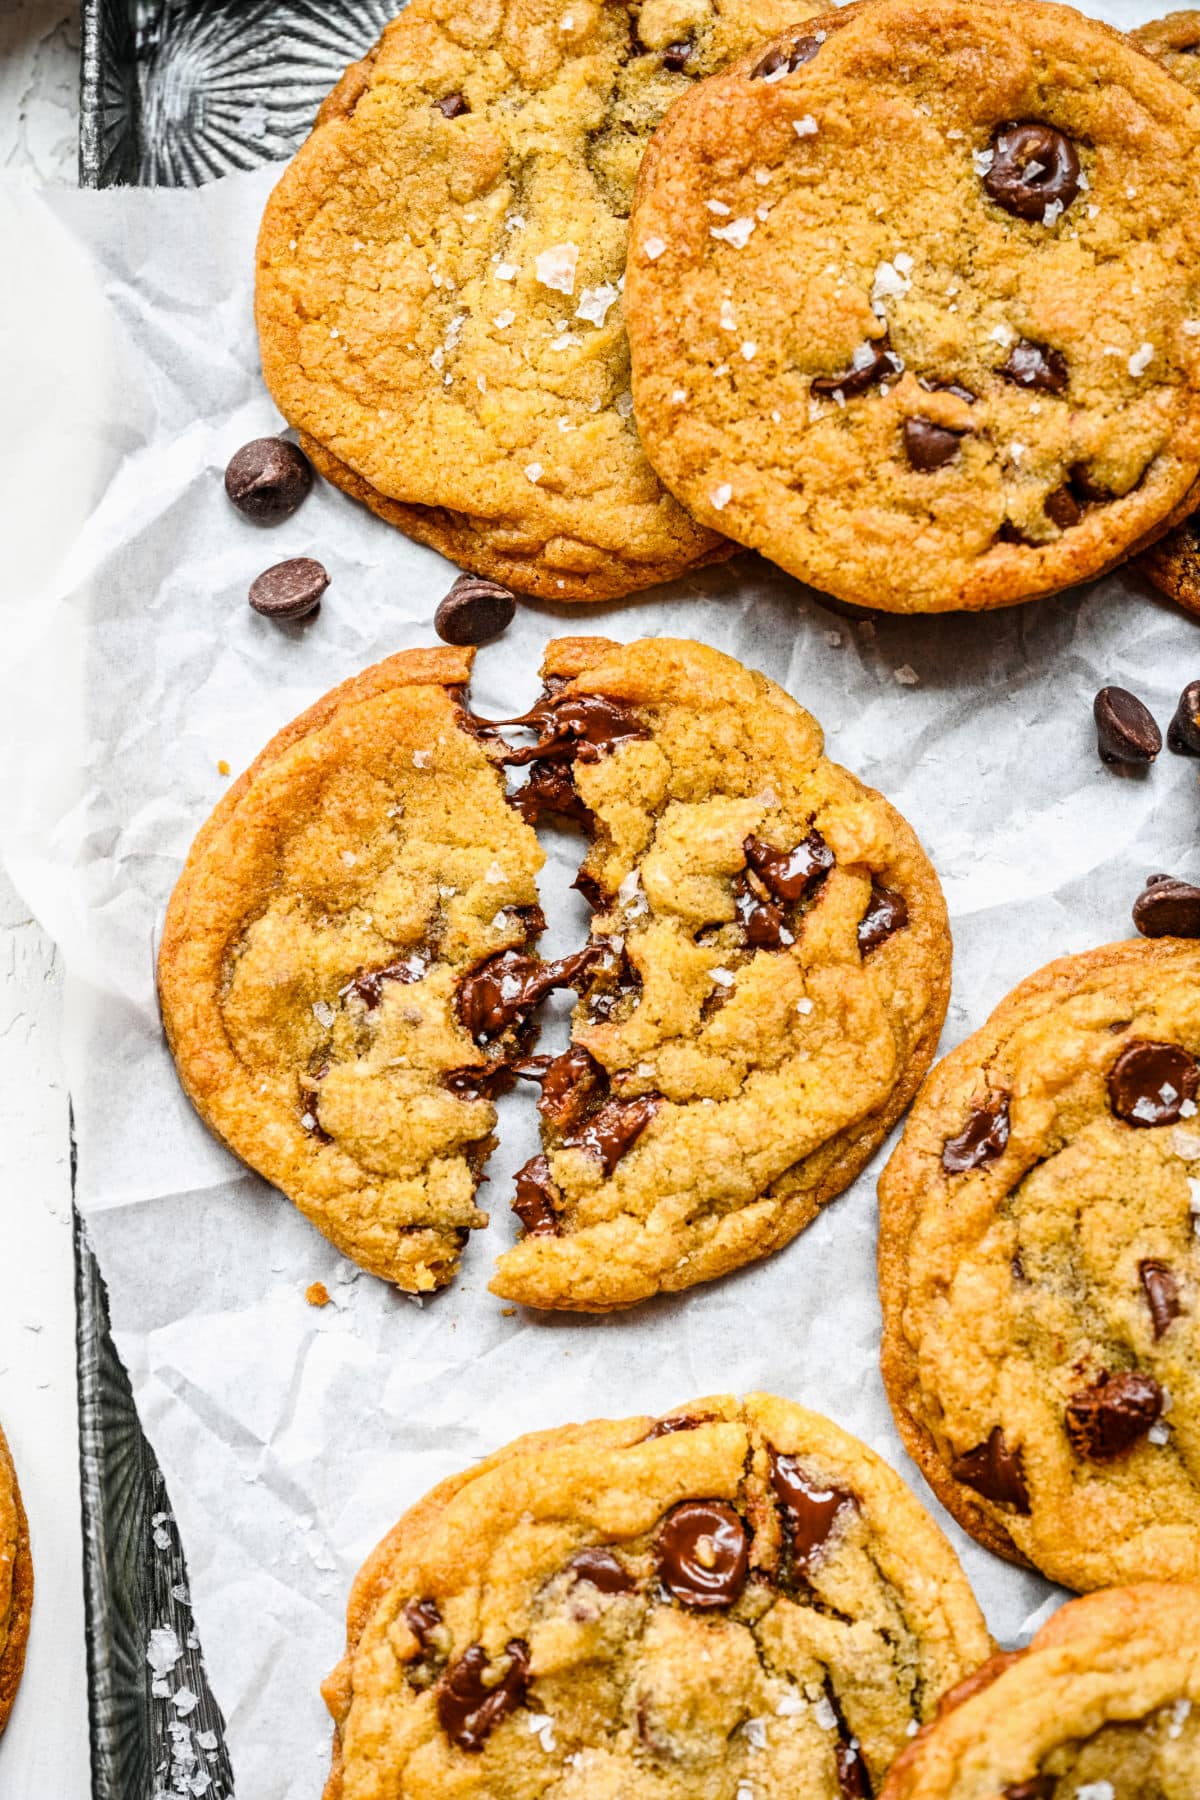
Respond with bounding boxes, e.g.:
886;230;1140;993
983;121;1081;221
435;575;516;646
1167;679;1200;756
662;39;692;69
347;954;428;1009
1069;463;1114;504
999;340;1068;394
858;883;908;953
836;1738;872;1799
224;437;312;523
950;1427;1031;1513
435;92;470;118
655;1500;748;1608
511;1155;562;1238
1094;686;1161;765
1064;1370;1163;1463
515;760;593;827
567;1547;635;1593
749;33;822;80
573;868;605;909
903;418;963;471
442;1065;508;1103
644;1413;717;1439
1132;873;1200;939
456;943;605;1043
1004;1781;1055;1800
812;339;901;400
744;831;834;902
533;1044;607;1133
735;877;789;949
1108;1039;1199;1126
1139;1260;1182;1339
941;1095;1011;1173
1043;485;1082;530
436;1640;529;1752
248;556;328;620
770;1452;854;1568
564;1093;660;1176
918;377;977;404
498;692;648;768
404;1596;443;1650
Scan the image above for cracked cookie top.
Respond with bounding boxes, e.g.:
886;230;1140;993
321;1394;991;1800
879;939;1200;1593
624;0;1200;613
1134;9;1200;95
254;0;813;602
488;636;950;1311
880;1583;1200;1800
0;1422;31;1736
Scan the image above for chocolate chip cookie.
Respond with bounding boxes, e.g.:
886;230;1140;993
879;938;1200;1593
1136;514;1200;621
255;0;814;603
0;1422;32;1736
486;636;951;1311
881;1582;1200;1800
1134;8;1200;95
158;647;556;1294
321;1393;992;1799
624;0;1200;614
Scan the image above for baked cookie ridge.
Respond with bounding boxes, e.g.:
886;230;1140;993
0;1422;32;1736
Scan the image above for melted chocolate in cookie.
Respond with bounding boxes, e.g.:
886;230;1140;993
656;1501;749;1608
811;338;901;399
346;953;428;1008
564;1093;661;1176
836;1739;872;1798
404;1596;443;1649
770;1451;854;1569
904;418;963;471
983;122;1081;220
515;759;594;827
1139;1260;1182;1339
532;1044;608;1134
1064;1370;1163;1462
644;1413;717;1439
857;883;908;953
1108;1040;1199;1126
941;1095;1011;1173
436;1640;530;1752
1004;1781;1055;1800
1044;485;1082;530
744;831;834;902
950;1427;1031;1513
567;1547;636;1594
457;944;605;1043
735;876;791;949
496;692;648;768
999;340;1068;393
749;32;823;80
511;1155;562;1237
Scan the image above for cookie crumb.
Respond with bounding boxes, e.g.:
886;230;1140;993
306;1282;331;1307
894;664;920;686
217;759;230;776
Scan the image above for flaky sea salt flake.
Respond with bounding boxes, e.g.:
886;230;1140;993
710;482;733;510
792;115;818;138
643;235;667;260
1128;342;1155;377
576;282;620;327
535;242;579;295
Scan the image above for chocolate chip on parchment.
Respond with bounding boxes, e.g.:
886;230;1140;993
1064;1369;1163;1462
1139;1260;1182;1339
567;1547;635;1593
904;418;963;472
744;831;834;902
1108;1039;1199;1126
812;338;901;400
983;121;1081;220
248;556;328;620
656;1501;749;1608
1093;686;1161;765
435;574;517;646
511;1154;562;1237
224;437;313;523
769;1452;854;1568
950;1426;1031;1513
662;38;692;69
1168;679;1200;756
941;1095;1011;1173
1132;873;1200;939
1043;485;1082;530
999;340;1068;394
434;91;471;118
436;1640;529;1752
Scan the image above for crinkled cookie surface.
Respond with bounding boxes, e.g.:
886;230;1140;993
1134;7;1200;94
322;1393;991;1800
879;939;1200;1593
0;1423;31;1735
625;0;1200;613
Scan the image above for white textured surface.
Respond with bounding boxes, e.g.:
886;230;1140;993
0;3;90;1796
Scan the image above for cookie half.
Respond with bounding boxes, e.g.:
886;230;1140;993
158;647;560;1293
1133;8;1200;95
322;1393;992;1799
880;1583;1200;1800
879;938;1200;1593
625;0;1200;613
0;1423;32;1736
255;0;815;602
486;636;951;1311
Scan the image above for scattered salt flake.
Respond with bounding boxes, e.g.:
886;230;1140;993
300;1112;317;1132
494;262;519;282
477;374;487;392
490;911;510;930
557;417;574;433
615;391;634;418
894;664;920;687
906;1720;921;1737
989;323;1013;347
617;869;642;904
776;1692;806;1716
1183;320;1200;337
173;1687;199;1717
796;997;814;1015
147;1628;183;1680
494;309;516;328
1169;1699;1192;1738
671;388;688;404
711;216;756;248
736;1785;755;1800
1010;441;1027;465
710;482;733;510
1149;1420;1171;1446
430;345;445;371
329;326;340;339
756;204;771;222
526;1712;557;1751
706;198;731;215
411;750;431;768
871;258;911;310
560;11;573;25
825;629;842;647
814;1696;838;1730
1087;203;1100;219
535;242;579;295
713;362;730;377
744;1718;769;1750
792;114;818;138
196;1731;219;1751
711;967;735;987
946;128;963;140
643;234;667;260
761;57;790;81
973;147;995;175
741;341;757;361
1187;1174;1200;1211
576;282;620;326
754;166;772;184
485;860;506;883
1043;198;1064;226
525;462;544;483
1128;341;1155;377
1075;1785;1115;1800
311;1000;335;1029
1182;1097;1198;1117
549;333;579;351
720;299;738;330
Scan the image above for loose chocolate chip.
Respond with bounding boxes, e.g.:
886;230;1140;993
941;1095;1011;1173
404;1596;443;1650
770;1452;854;1568
224;437;313;523
644;1413;717;1439
857;883;908;953
1139;1260;1182;1339
497;692;648;768
812;338;901;400
744;831;834;902
983;121;1081;221
564;1092;660;1176
836;1738;872;1799
532;1044;607;1133
735;877;790;949
347;954;428;1009
950;1427;1031;1513
662;39;692;69
1064;1369;1163;1462
515;759;593;828
1108;1039;1199;1126
749;32;822;80
655;1500;748;1608
436;1640;529;1752
567;1547;635;1593
511;1154;562;1237
903;418;963;472
435;92;470;118
999;340;1068;394
435;574;517;646
1094;686;1161;765
1168;680;1200;756
1043;485;1082;530
457;943;605;1043
1132;873;1200;939
1004;1781;1055;1800
248;556;328;620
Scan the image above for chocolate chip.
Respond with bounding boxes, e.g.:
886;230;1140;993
436;1640;529;1752
857;883;908;953
567;1547;635;1594
224;437;313;523
999;340;1068;394
812;339;901;400
435;574;517;646
983;121;1081;221
1139;1260;1182;1339
442;1066;507;1102
347;954;428;1009
511;1155;562;1237
1132;873;1200;939
655;1501;748;1608
950;1427;1031;1513
497;692;648;768
515;760;593;828
1069;463;1114;504
941;1095;1011;1173
662;39;692;69
564;1092;660;1176
532;1044;607;1134
435;92;470;118
918;376;977;404
1167;680;1200;756
1004;1781;1055;1800
644;1413;717;1439
744;831;834;902
770;1452;854;1569
735;877;790;949
573;868;605;909
903;418;963;472
836;1738;872;1799
1108;1039;1199;1126
749;32;822;80
1094;686;1161;765
456;943;605;1043
404;1596;443;1650
248;556;328;620
1043;485;1082;530
1064;1370;1163;1463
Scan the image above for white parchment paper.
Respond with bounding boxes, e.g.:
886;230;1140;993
2;31;1200;1786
